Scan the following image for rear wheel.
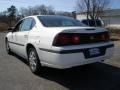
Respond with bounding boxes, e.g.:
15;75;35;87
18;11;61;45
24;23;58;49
28;47;42;74
5;39;12;54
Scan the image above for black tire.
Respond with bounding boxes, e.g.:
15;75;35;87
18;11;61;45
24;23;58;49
28;47;42;74
5;39;12;54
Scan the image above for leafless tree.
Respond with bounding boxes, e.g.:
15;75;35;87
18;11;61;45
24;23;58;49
19;5;55;17
76;0;110;19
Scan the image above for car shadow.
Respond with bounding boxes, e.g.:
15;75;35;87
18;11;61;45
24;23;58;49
38;63;120;90
12;53;120;90
10;52;29;65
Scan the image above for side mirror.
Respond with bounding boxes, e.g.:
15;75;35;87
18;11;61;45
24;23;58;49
8;27;14;32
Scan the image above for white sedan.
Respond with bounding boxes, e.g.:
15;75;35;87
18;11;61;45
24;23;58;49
5;15;114;74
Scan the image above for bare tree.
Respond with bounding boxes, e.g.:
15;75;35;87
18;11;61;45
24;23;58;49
34;5;55;15
47;6;55;15
76;0;110;19
19;5;55;17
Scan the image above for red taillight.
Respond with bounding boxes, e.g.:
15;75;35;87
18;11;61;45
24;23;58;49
53;34;70;46
57;35;70;45
71;35;80;44
105;33;110;40
100;33;110;41
53;33;81;46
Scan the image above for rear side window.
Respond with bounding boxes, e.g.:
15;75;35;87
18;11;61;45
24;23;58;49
20;18;35;31
31;19;36;28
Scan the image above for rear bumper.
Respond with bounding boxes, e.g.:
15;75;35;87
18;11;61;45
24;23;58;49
38;43;114;69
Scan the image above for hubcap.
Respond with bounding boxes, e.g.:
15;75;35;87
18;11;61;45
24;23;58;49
29;50;37;71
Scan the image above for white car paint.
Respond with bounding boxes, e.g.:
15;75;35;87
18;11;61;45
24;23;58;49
6;15;114;69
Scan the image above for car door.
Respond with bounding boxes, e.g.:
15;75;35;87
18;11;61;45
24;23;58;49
9;20;23;53
15;18;34;58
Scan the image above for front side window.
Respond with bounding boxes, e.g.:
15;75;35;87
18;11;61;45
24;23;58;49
37;16;85;27
14;20;23;32
20;18;33;31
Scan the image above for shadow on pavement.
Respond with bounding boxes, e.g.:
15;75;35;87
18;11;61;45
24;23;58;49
10;53;29;65
12;53;120;90
38;63;120;90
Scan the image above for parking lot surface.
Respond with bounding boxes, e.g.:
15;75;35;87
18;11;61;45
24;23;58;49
0;33;120;90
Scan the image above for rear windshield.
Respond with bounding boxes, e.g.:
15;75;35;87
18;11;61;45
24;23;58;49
82;19;102;27
37;16;85;27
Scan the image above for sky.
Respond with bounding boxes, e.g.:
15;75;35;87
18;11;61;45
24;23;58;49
0;0;120;12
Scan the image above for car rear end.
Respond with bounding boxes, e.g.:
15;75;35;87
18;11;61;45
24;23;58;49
40;27;114;69
37;16;114;69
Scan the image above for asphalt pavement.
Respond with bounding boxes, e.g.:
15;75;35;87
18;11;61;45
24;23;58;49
0;32;120;90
